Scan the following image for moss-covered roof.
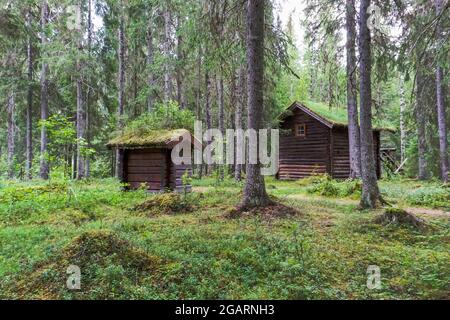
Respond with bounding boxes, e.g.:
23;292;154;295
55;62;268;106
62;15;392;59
107;129;194;149
281;101;396;132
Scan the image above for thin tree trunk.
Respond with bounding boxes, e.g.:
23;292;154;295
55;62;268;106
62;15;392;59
435;0;448;183
196;48;203;178
399;77;406;163
217;72;225;179
76;0;86;179
176;16;184;108
116;1;126;179
241;0;270;209
26;9;33;180
147;9;155;112
205;70;212;175
163;5;172;102
7;92;15;179
85;0;92;177
415;66;428;180
235;64;245;182
345;0;361;179
358;0;380;208
40;0;49;180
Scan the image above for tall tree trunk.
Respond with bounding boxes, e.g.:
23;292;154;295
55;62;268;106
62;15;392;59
147;9;155;112
76;0;86;180
7;92;15;179
345;0;361;179
358;0;380;208
205;70;212;175
176;16;184;108
116;1;126;179
217;73;225;179
26;9;33;180
235;64;245;182
85;0;92;177
163;5;172;102
435;0;448;183
415;66;428;180
39;0;49;180
241;0;270;209
196;48;202;121
399;77;406;163
196;48;203;178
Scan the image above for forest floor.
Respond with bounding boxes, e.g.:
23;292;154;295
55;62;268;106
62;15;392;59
0;176;448;300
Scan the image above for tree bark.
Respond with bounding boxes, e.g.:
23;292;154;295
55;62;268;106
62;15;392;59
217;72;225;179
163;5;172;102
176;16;185;109
40;0;49;180
85;0;92;177
147;9;155;112
399;77;406;163
205;70;212;175
241;0;270;209
7;92;15;179
345;0;361;179
26;9;33;180
235;64;245;182
116;1;126;179
358;0;380;208
415;66;428;180
435;0;448;183
76;0;86;180
196;48;203;178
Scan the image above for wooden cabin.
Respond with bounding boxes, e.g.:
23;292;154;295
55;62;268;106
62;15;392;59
277;101;392;180
107;129;199;192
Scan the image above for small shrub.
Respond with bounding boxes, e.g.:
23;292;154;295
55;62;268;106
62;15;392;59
302;174;362;198
406;186;449;209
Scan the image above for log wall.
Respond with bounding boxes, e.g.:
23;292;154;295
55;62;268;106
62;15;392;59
123;148;194;192
124;149;168;191
278;107;382;180
278;109;330;179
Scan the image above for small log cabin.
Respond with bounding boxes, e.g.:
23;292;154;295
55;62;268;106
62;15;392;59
107;129;200;192
277;101;393;180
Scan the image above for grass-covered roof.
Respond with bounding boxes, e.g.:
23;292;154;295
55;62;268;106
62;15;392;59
282;101;396;132
107;129;192;149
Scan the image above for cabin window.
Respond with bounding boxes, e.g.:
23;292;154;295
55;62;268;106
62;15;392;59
295;124;306;137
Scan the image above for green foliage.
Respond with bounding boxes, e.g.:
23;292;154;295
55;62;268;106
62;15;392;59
126;101;196;132
406;186;450;209
38;114;95;178
302;174;362;198
0;178;449;299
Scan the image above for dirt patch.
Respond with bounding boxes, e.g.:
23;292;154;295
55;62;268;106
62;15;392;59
224;202;300;220
375;208;427;231
3;230;160;299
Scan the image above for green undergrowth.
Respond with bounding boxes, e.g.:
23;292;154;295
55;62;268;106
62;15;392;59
0;177;448;300
297;174;362;198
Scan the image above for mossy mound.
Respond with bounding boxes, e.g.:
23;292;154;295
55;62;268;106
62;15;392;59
375;208;427;231
3;230;160;299
226;198;300;220
133;193;196;216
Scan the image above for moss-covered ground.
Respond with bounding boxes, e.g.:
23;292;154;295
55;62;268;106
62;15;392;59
0;177;448;299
